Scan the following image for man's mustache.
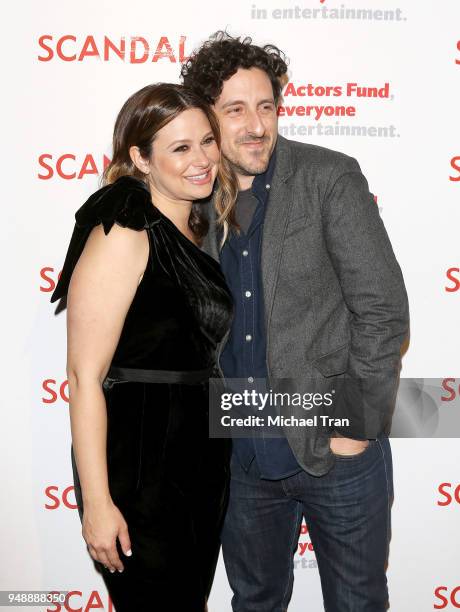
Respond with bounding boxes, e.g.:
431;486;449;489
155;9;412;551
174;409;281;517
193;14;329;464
236;136;269;145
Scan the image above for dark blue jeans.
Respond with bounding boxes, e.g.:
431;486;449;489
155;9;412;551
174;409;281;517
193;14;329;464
221;434;393;611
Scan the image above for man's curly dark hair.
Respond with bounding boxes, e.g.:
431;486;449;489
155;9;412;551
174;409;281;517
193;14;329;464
180;31;289;105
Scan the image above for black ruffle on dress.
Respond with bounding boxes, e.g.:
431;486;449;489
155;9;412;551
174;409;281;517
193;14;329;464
51;175;233;611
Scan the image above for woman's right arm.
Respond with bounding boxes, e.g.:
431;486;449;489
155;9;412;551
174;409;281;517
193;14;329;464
66;222;149;573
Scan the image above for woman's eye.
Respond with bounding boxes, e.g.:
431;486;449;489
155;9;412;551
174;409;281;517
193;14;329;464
173;145;189;152
203;136;215;145
228;107;242;115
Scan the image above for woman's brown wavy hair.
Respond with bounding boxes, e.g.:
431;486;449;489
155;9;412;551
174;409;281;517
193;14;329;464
103;83;237;245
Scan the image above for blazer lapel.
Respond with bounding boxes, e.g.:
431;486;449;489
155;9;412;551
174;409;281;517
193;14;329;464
261;136;295;330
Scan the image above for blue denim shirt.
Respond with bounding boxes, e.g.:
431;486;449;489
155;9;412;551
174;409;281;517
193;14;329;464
219;149;302;480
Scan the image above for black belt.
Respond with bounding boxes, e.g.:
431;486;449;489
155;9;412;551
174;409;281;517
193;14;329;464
103;365;215;389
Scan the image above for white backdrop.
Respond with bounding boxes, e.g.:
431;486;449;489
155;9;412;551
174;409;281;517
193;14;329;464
2;0;460;610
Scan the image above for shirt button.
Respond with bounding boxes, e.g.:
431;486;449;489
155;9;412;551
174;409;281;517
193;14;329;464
266;184;270;190
242;250;249;257
245;290;252;298
245;334;252;342
248;376;254;383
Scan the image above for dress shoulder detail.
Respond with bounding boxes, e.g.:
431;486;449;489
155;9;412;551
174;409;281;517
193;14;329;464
75;175;161;233
50;176;159;304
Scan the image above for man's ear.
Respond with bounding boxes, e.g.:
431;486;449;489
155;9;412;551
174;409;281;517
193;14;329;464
129;146;150;175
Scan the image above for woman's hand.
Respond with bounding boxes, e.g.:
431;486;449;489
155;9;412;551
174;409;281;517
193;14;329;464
82;499;132;573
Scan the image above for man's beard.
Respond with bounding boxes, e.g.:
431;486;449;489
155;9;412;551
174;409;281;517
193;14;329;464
225;137;271;177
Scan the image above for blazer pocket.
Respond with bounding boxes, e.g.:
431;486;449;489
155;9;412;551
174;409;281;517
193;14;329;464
312;343;349;377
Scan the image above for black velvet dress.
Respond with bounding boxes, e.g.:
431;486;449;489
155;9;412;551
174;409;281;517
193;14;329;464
51;176;233;611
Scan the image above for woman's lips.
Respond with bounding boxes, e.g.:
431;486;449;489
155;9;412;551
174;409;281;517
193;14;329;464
184;169;212;185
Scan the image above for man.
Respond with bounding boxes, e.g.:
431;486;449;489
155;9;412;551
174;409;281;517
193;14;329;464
181;32;409;611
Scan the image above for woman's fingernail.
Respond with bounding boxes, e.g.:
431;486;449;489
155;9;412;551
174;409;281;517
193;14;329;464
110;569;115;573
118;569;123;573
126;549;132;557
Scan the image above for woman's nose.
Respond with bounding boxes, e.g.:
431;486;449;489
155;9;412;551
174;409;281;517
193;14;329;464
192;147;212;167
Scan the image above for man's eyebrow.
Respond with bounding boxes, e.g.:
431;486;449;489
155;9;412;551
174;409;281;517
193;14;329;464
220;98;275;109
221;99;246;109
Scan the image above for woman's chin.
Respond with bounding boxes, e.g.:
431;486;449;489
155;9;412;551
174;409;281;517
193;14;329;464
184;184;214;200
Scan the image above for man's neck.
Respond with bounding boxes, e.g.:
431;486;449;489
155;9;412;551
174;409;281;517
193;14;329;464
237;174;255;191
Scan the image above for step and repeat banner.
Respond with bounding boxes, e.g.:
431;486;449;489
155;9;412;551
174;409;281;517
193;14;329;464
2;0;460;610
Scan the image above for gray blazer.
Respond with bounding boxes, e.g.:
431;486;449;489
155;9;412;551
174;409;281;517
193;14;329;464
203;135;409;476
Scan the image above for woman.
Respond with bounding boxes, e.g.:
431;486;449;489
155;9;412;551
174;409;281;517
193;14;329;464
51;83;236;611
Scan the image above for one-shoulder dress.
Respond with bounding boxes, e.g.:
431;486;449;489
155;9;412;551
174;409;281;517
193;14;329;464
51;175;233;611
